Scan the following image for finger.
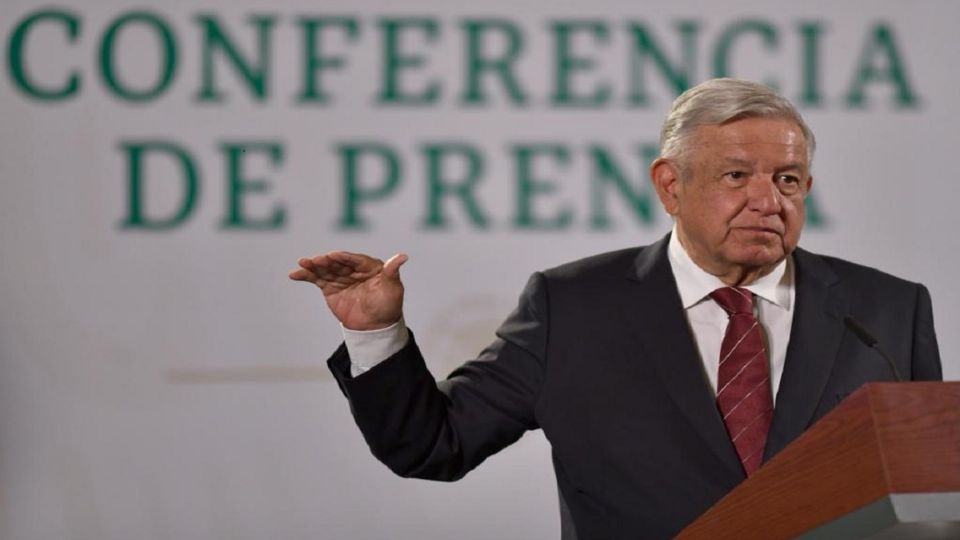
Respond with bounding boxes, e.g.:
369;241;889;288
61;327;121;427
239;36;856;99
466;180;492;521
301;255;348;278
297;256;343;282
326;251;383;273
288;267;316;281
325;260;364;280
382;253;408;280
304;254;359;281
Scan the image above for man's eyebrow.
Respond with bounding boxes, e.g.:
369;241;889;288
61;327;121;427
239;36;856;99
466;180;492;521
775;162;807;172
717;158;807;171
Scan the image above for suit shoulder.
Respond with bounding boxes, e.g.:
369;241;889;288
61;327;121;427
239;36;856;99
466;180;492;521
797;249;925;297
540;246;646;283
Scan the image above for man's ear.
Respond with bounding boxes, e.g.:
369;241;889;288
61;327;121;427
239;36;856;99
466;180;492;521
804;175;814;195
650;158;682;216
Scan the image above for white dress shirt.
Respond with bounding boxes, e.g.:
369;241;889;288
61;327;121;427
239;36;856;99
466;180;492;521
342;231;796;402
341;318;409;378
667;229;795;403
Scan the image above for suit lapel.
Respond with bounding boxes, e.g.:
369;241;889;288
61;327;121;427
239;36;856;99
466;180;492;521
623;235;743;478
764;248;848;460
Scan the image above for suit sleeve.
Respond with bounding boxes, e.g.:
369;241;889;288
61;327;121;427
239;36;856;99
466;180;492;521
327;272;550;481
910;284;942;381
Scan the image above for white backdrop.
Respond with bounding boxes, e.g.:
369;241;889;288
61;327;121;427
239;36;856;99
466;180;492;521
2;1;958;539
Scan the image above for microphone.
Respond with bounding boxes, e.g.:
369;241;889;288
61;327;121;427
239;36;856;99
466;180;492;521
843;317;903;382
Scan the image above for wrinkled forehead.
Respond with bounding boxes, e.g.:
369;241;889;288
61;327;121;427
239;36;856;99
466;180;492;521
689;119;811;165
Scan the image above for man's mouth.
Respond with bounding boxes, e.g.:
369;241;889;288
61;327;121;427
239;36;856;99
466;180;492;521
737;226;782;236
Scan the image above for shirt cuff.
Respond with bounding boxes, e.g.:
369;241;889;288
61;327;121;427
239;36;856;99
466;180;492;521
342;319;410;377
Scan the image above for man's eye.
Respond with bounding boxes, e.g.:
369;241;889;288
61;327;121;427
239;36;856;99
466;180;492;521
777;175;802;194
777;174;800;185
725;171;746;180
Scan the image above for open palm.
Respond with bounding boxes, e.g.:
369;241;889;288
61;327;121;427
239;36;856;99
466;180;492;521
289;251;407;330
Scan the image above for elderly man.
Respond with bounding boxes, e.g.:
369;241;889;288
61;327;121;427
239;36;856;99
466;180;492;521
290;79;942;538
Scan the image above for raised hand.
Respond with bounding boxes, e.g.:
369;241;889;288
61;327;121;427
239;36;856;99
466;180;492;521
289;251;408;331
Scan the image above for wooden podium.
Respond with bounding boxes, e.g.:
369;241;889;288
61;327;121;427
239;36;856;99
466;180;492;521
677;382;960;539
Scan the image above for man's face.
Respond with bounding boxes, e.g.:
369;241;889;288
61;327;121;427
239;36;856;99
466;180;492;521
652;117;813;283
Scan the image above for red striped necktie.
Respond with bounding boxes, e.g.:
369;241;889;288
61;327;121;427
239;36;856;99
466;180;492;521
710;286;774;476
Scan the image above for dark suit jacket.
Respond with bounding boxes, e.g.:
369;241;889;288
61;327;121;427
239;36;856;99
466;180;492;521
328;235;942;539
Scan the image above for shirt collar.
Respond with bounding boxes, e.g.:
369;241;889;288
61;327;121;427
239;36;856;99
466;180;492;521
667;226;793;310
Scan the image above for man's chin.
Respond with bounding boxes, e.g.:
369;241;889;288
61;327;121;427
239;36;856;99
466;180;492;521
731;246;787;269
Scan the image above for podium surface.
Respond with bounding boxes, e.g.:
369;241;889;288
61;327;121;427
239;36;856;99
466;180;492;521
677;382;960;539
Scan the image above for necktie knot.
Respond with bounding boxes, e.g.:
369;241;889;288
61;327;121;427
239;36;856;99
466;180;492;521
710;287;754;315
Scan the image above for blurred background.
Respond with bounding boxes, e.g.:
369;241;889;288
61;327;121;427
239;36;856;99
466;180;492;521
2;1;958;538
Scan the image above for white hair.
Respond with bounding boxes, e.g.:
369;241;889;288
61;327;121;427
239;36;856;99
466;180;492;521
659;78;816;165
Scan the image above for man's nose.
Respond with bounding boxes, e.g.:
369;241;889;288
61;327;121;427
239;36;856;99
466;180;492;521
746;177;782;214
